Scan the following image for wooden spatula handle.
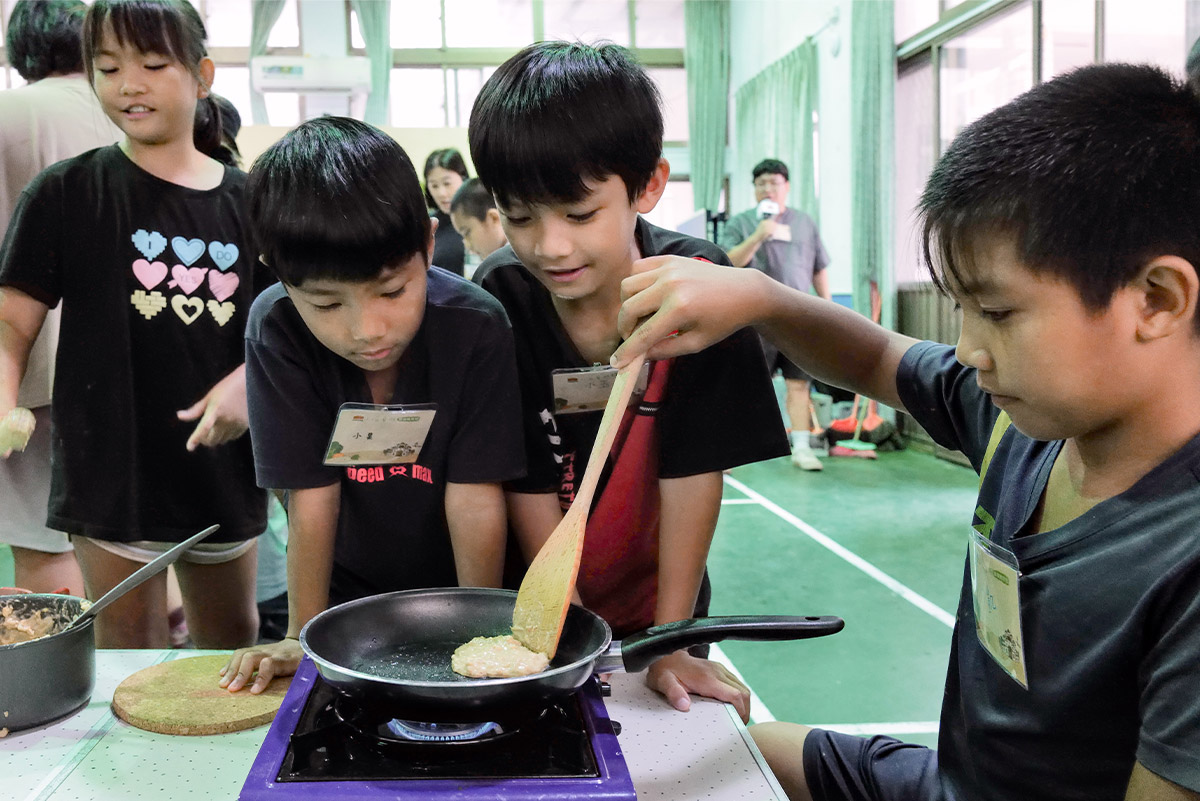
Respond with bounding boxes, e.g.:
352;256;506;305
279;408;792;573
571;354;646;512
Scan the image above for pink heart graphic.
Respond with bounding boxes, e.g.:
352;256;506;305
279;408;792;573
208;271;240;302
132;259;168;290
170;264;208;295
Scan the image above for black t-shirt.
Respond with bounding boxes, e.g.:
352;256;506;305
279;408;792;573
245;268;525;603
431;209;465;277
900;342;1200;799
475;218;789;633
0;145;268;542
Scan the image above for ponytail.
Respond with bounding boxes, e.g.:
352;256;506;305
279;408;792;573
194;95;239;167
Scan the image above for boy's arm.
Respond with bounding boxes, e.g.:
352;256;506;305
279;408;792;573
1125;762;1200;801
220;482;340;693
0;286;48;412
445;481;506;588
614;256;918;410
506;489;565;565
646;471;751;722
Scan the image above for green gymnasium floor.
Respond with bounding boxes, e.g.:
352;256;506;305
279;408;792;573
707;446;978;748
0;429;979;750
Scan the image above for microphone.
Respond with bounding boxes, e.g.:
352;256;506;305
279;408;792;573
757;199;780;220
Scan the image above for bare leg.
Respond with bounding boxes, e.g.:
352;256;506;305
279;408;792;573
72;536;170;648
750;722;817;801
174;542;259;649
11;545;84;596
784;379;813;434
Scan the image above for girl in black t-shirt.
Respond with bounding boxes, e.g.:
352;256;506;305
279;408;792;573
0;0;265;649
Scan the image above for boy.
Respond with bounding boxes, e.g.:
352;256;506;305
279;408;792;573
450;177;508;261
469;41;789;720
612;64;1200;801
220;117;524;693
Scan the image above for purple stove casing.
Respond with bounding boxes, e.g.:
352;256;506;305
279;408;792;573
239;657;637;800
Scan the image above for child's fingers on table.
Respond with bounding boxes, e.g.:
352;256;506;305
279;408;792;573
219;648;264;691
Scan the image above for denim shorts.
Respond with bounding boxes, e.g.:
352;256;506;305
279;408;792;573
803;729;955;801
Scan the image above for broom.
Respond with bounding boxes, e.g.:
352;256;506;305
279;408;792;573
829;401;878;459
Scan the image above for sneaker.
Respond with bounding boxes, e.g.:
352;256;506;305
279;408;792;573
791;444;823;471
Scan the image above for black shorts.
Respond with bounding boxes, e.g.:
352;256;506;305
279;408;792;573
803;729;955;801
760;335;810;382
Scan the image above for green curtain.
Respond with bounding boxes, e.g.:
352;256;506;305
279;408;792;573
249;0;286;125
849;0;895;327
732;40;819;221
683;0;730;213
350;0;392;126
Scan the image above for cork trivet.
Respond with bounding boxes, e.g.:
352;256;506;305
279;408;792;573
111;654;291;736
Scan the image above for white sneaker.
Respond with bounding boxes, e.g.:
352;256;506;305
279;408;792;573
791;444;823;471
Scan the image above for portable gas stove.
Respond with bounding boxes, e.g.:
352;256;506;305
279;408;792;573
240;657;637;800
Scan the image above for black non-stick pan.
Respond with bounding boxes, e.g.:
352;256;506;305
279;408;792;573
299;587;843;723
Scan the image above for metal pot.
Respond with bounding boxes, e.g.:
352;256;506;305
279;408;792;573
0;594;95;731
300;587;844;723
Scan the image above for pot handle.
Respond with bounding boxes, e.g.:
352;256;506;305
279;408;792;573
595;615;845;674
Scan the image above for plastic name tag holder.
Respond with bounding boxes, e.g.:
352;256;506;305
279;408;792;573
323;402;437;466
550;362;651;415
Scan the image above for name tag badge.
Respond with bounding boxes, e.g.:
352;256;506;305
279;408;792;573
968;528;1028;689
550;362;650;415
323;402;437;466
771;223;793;243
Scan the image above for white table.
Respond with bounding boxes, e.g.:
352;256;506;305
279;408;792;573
4;649;788;800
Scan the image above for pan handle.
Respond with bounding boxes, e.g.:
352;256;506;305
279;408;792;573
595;615;845;674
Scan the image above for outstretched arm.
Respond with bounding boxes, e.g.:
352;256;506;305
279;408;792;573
613;256;917;411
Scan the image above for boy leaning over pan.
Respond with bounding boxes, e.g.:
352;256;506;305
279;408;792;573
612;63;1200;801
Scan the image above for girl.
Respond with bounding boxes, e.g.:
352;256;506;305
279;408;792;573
423;148;470;276
0;0;267;648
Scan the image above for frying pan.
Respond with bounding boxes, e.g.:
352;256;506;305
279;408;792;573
299;587;843;723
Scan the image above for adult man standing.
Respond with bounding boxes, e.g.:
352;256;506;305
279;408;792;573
0;0;121;592
720;159;831;470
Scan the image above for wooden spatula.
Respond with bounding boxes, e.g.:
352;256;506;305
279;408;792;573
512;354;647;658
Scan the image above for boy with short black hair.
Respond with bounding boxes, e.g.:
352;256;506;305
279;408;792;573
450;177;508;261
220;117;524;693
470;41;789;720
613;63;1200;801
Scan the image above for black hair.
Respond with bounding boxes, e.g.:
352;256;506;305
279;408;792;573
247;116;431;286
449;177;496;221
82;0;230;163
920;63;1200;320
752;159;789;182
469;40;663;208
6;0;87;81
422;148;469;208
202;93;242;167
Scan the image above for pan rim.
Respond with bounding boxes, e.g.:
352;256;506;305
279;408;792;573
298;587;613;689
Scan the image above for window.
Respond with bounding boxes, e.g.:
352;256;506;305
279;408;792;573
895;0;939;45
1103;0;1187;76
642;180;696;232
390;68;449;127
894;58;935;285
634;0;685;48
446;0;534;47
1043;0;1095;79
939;4;1034;151
544;0;630;45
647;67;687;142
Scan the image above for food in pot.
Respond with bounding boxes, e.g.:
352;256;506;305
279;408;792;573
0;602;59;645
0;407;35;452
451;635;550;678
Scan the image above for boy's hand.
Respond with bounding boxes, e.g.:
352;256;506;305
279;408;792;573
178;365;249;451
0;406;35;458
645;650;752;723
613;256;768;368
219;638;303;694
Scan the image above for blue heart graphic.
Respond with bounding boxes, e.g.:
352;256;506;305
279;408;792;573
131;229;166;260
208;241;239;272
171;237;206;267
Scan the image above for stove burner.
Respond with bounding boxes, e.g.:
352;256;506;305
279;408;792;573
385;719;501;742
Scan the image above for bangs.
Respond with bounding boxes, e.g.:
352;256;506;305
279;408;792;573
84;0;207;77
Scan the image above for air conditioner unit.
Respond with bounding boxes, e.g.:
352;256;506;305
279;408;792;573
250;55;372;94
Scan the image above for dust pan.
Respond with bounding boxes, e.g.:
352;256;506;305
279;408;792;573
511;354;647;659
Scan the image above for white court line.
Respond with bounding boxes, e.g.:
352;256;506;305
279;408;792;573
722;474;956;628
720;498;759;505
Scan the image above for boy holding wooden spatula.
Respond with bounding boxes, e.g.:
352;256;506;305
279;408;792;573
469;41;790;722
